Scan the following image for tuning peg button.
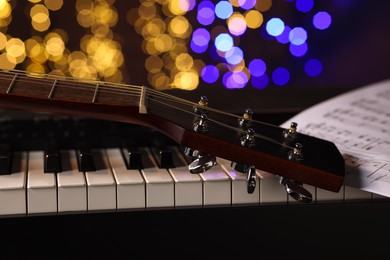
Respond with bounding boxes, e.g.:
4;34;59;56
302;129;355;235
279;176;312;203
188;154;216;174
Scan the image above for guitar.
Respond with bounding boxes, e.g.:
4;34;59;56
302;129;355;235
0;69;345;200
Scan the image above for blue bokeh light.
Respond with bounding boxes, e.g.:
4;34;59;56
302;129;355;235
289;27;307;45
313;11;332;30
201;64;220;83
304;58;323;76
197;1;215;25
215;1;233;19
248;58;266;77
214;33;234;52
295;0;314;13
289;42;308;57
272;67;290;86
266;18;285;37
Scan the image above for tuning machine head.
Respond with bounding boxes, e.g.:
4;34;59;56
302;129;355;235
238;108;253;128
283;121;298;138
279;176;312;203
184;147;216;174
193;96;209;115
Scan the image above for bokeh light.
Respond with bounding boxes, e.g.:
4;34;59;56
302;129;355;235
0;0;334;91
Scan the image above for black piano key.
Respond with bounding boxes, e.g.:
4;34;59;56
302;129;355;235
151;147;175;169
0;144;12;175
44;142;62;173
124;147;144;169
77;147;96;172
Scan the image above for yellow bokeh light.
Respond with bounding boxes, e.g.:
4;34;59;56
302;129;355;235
255;0;272;12
0;32;7;50
145;55;163;74
168;15;191;38
245;10;263;29
175;53;193;71
93;4;118;27
44;0;64;11
173;70;199;90
168;0;187;15
0;1;11;19
45;37;65;56
149;71;171;90
6;38;25;58
154;34;174;53
0;53;16;69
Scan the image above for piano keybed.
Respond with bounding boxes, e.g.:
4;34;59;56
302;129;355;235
0;114;388;218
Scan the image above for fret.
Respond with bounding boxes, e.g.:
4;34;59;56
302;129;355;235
48;79;57;99
6;74;18;94
92;84;99;103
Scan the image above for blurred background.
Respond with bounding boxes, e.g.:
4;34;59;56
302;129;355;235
1;0;390;113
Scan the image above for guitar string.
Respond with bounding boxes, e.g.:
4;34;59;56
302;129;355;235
0;70;295;149
0;71;282;127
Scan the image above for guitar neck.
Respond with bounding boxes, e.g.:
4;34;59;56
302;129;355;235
0;70;145;123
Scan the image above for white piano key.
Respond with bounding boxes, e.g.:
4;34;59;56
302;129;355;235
27;151;57;214
138;147;174;208
217;158;260;205
56;150;87;213
344;185;372;202
167;147;202;207
106;148;145;210
199;164;231;207
85;149;116;211
257;170;288;204
316;186;344;203
0;152;27;215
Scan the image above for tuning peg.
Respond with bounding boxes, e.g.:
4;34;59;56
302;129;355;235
288;143;304;161
193;96;208;115
283;121;298;138
231;162;257;194
184;147;216;174
188;154;216;174
238;108;253;128
231;128;257;194
193;114;208;133
279;176;312;203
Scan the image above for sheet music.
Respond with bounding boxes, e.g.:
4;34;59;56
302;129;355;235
280;79;390;197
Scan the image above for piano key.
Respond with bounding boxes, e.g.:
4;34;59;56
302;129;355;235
106;148;146;210
0;143;12;175
155;147;175;169
166;146;203;207
217;158;260;205
316;187;344;203
199;162;231;207
84;149;116;211
134;147;174;209
56;150;87;213
27;151;57;214
77;147;96;172
344;186;373;202
122;147;143;169
257;170;288;204
0;152;27;215
44;142;62;173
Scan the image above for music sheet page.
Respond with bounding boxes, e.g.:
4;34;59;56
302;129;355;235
280;79;390;197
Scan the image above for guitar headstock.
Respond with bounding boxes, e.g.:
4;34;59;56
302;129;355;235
146;94;345;202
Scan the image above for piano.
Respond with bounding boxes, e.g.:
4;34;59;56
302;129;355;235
0;111;389;259
0;110;388;218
